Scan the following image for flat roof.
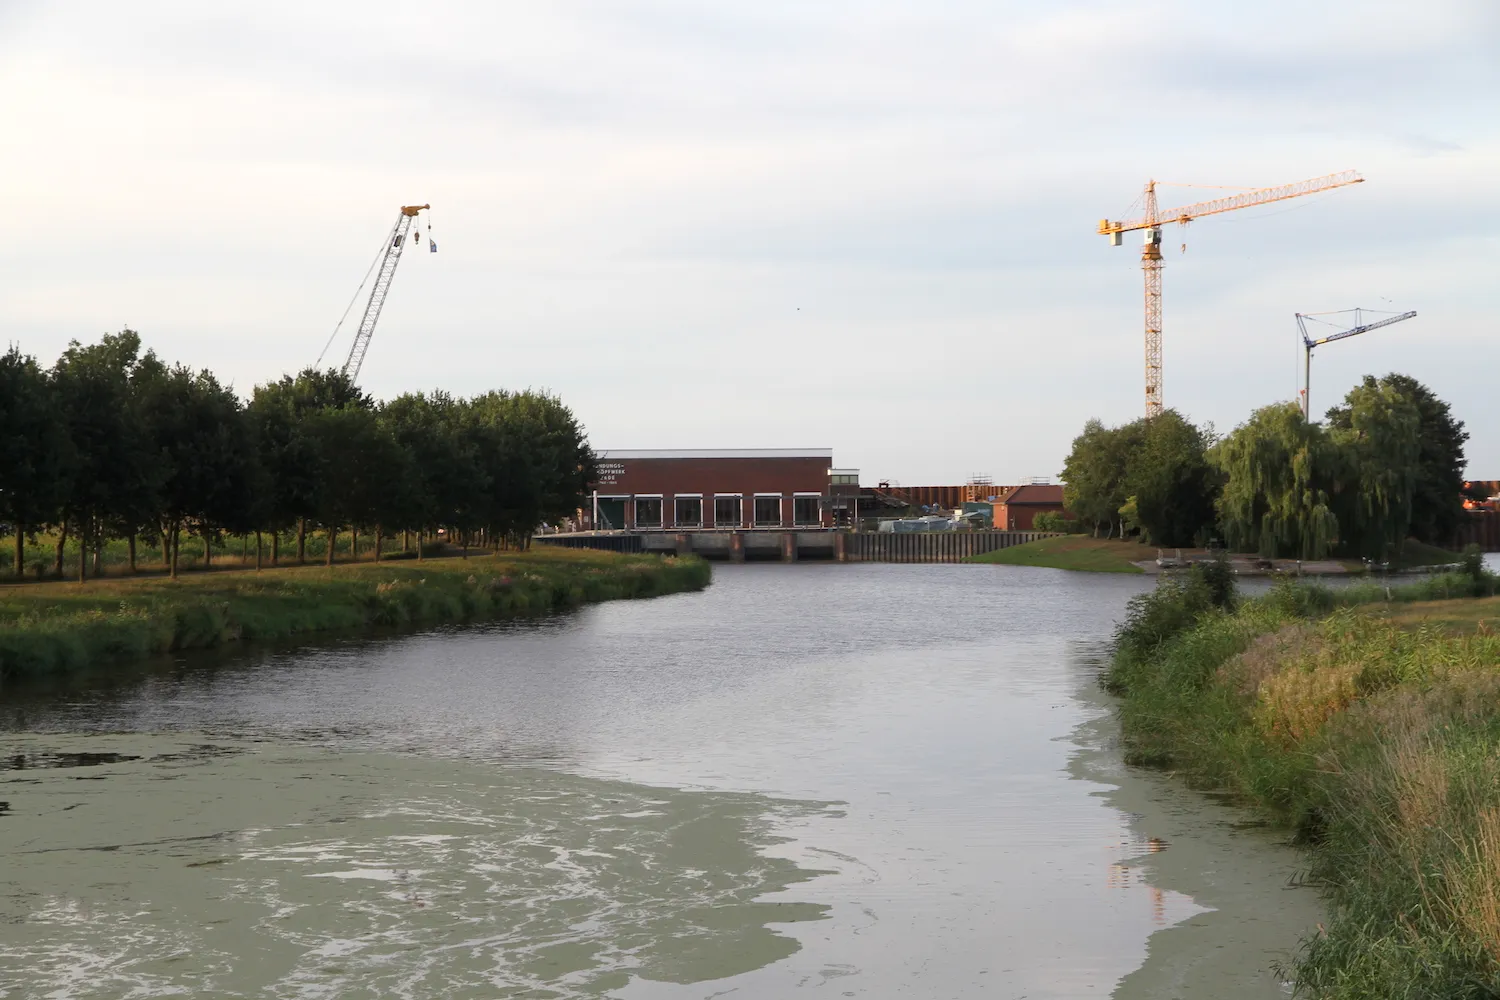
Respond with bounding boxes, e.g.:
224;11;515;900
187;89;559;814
595;449;834;460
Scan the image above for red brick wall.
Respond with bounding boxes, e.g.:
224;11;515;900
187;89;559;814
996;502;1064;531
591;456;829;528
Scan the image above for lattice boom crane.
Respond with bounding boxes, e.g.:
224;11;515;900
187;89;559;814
335;204;432;383
1098;171;1364;418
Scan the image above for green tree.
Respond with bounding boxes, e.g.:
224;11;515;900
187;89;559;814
1327;374;1467;546
136;356;260;575
1326;379;1422;561
306;406;406;563
1061;418;1145;538
0;346;69;579
1212;402;1340;560
1127;411;1220;547
382;391;489;554
249;368;372;563
51;332;155;580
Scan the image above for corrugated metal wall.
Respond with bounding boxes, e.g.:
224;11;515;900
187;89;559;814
847;530;1048;563
1455;511;1500;552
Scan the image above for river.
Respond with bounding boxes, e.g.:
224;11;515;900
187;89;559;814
0;563;1323;998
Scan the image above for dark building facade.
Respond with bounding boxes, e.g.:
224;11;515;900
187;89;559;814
589;449;835;530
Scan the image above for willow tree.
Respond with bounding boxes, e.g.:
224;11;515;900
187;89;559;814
1328;374;1465;547
1212;402;1340;560
1328;380;1422;561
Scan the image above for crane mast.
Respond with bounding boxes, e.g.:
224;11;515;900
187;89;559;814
1099;171;1364;417
342;204;430;382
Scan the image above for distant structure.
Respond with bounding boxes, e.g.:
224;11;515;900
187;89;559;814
586;449;835;530
991;484;1065;531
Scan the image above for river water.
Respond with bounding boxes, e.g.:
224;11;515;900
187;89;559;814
0;564;1322;999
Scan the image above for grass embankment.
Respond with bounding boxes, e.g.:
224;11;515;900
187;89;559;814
0;548;710;681
966;536;1145;574
4;528;433;580
1107;560;1500;998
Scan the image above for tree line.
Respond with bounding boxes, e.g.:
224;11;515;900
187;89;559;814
0;331;596;581
1060;373;1471;561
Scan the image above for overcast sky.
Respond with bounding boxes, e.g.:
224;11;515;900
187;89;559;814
2;1;1496;483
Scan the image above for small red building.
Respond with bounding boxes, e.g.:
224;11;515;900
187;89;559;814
589;449;834;530
993;484;1065;531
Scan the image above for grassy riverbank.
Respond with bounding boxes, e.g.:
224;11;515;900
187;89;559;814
966;536;1146;573
1106;562;1500;997
0;548;710;680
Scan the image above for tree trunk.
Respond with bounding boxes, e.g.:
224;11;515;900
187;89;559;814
461;531;468;559
297;518;307;564
13;522;23;582
402;528;410;554
272;531;280;566
128;534;137;574
255;530;263;572
55;519;68;578
417;529;424;561
326;527;336;566
351;528;358;562
374;526;382;563
78;518;87;583
161;524;171;569
203;531;211;570
93;521;103;577
240;533;249;564
171;523;180;580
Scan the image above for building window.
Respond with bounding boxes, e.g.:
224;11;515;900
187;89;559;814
635;497;662;528
793;496;820;526
754;496;782;527
714;495;741;527
674;496;702;527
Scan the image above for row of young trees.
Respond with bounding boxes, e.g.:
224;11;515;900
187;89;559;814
0;331;596;581
1060;373;1470;560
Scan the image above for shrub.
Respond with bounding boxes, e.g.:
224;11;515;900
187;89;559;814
1459;542;1486;582
1033;511;1085;534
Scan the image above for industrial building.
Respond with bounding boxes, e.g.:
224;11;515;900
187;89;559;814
587;449;838;530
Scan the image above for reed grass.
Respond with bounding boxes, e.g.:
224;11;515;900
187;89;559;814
1107;565;1500;997
0;548;710;681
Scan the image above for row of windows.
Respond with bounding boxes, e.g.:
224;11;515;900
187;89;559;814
631;495;821;528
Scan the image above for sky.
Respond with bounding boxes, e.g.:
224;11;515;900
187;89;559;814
1;0;1496;484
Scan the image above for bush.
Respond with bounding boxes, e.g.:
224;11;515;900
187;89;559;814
1033;511;1085;534
1190;555;1236;611
1459;542;1486;582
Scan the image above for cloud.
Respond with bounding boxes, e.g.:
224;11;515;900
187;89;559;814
1;0;1496;480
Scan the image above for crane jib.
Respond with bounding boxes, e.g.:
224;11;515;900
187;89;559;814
340;204;430;382
1099;171;1364;417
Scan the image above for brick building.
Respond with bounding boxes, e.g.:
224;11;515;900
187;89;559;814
993;484;1066;530
588;449;835;530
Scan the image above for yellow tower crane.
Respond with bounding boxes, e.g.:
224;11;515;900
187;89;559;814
1098;170;1364;418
